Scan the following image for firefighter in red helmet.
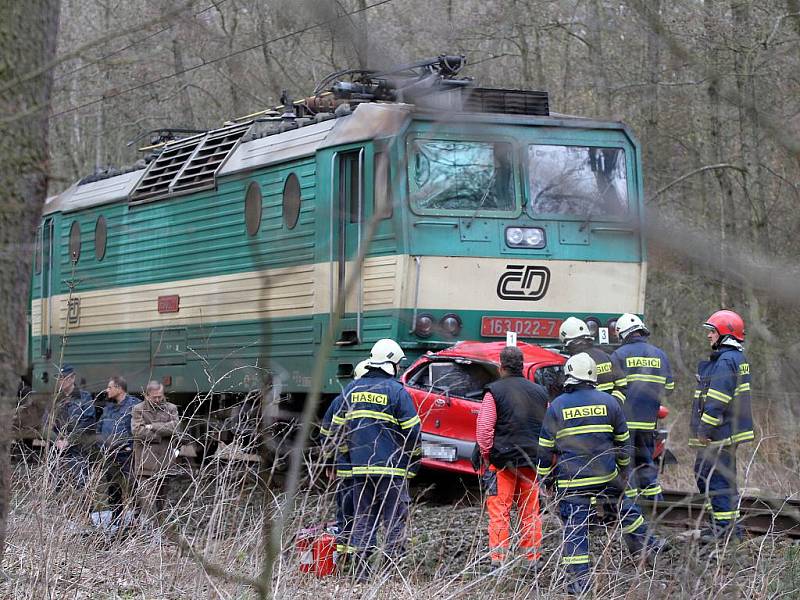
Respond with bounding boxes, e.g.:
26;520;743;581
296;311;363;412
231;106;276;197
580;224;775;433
690;309;754;542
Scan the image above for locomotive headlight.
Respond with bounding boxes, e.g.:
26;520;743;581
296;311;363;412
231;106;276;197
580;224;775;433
607;318;619;341
413;314;434;338
440;313;462;337
505;226;545;249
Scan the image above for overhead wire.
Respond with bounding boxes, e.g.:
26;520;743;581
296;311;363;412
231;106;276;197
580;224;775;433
54;0;229;82
49;0;395;120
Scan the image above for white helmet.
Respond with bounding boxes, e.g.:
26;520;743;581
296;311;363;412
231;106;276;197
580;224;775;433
615;313;648;340
564;352;597;385
353;360;370;380
366;338;405;375
559;316;593;348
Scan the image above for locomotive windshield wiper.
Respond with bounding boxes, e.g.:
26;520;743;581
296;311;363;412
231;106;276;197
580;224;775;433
464;172;496;229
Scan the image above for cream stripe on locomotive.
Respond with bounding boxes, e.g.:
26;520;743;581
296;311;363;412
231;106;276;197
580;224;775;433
32;256;643;335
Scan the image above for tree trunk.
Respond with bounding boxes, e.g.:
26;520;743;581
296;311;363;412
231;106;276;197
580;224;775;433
0;0;60;574
172;39;195;128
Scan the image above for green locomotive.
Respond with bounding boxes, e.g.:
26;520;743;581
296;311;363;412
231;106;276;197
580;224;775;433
28;56;645;427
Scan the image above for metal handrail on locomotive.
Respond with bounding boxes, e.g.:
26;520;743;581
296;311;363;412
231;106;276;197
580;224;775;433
27;55;646;435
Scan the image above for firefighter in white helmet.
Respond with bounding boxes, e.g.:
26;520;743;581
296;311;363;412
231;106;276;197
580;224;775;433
559;316;626;404
320;358;371;562
610;314;674;501
324;339;421;580
537;353;666;594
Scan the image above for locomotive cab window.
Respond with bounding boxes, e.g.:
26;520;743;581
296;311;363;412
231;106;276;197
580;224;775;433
527;145;629;218
374;151;393;219
408;139;516;215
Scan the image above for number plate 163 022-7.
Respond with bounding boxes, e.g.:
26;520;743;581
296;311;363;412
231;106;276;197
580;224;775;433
481;316;562;339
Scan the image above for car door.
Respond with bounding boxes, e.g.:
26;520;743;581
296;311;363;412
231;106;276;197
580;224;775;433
405;357;497;443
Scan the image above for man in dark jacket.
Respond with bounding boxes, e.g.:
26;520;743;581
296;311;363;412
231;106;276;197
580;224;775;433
611;314;674;500
97;375;140;523
691;310;754;542
476;345;549;570
42;364;96;489
327;339;421;580
538;353;665;595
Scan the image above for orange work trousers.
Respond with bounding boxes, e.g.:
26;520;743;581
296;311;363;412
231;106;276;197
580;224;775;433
487;465;542;563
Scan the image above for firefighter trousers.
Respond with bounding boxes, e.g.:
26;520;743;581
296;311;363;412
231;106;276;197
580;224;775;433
486;465;542;563
694;445;742;537
627;430;663;500
350;475;409;562
558;491;653;588
335;477;356;555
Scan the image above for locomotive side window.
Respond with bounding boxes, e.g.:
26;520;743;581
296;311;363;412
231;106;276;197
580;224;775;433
282;173;301;229
409;139;516;215
527;145;628;218
338;152;362;224
245;181;262;236
94;215;107;260
69;220;81;263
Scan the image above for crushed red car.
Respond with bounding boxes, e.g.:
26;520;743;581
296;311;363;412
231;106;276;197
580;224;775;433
401;341;565;475
401;340;673;475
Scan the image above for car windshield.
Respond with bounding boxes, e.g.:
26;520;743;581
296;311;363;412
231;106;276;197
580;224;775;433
409;140;516;214
527;145;628;218
408;360;497;401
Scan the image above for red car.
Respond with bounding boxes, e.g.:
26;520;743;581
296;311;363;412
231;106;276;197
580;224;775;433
401;341;566;475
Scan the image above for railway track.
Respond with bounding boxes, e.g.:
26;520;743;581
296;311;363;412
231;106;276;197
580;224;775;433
640;490;800;538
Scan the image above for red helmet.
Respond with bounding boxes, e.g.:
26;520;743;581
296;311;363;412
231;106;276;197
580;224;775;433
703;310;745;341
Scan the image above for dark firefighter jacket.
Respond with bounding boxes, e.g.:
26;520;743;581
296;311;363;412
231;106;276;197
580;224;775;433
690;343;754;447
537;384;631;491
485;375;549;468
321;392;352;478
584;346;627;404
611;335;674;430
327;369;422;478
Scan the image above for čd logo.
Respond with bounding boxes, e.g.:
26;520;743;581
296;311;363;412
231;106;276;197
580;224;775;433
497;265;550;301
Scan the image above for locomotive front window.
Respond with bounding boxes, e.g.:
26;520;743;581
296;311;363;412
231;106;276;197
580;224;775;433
527;145;628;218
409;140;516;215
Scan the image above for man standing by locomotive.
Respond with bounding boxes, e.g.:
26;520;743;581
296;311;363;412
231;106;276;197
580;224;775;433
611;314;674;501
691;310;754;542
476;345;548;572
559;317;627;404
327;339;421;580
131;381;180;525
97;376;139;524
41;364;96;490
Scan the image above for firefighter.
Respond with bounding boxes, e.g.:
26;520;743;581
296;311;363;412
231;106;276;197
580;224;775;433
611;314;674;501
559;316;627;404
476;345;548;573
691;310;754;542
537;353;666;595
320;359;370;563
327;340;421;580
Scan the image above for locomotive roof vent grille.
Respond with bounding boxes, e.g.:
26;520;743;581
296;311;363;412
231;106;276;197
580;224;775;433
463;87;550;117
129;122;250;203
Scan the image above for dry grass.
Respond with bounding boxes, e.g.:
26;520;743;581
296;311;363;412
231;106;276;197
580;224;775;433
2;438;799;600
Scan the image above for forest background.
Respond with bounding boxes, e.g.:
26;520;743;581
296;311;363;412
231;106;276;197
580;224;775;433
2;0;800;597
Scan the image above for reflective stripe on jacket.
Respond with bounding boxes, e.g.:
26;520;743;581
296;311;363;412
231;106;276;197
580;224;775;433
537;385;630;490
328;370;421;478
611;336;673;430
690;344;754;447
584;346;627;404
